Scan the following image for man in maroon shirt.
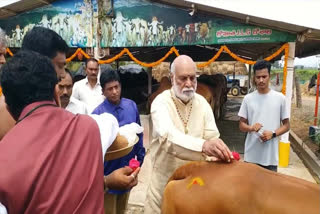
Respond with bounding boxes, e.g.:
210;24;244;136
0;50;104;213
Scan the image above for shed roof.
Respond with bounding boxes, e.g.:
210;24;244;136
1;0;319;60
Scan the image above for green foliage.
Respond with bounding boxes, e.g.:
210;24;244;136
313;131;320;146
66;62;84;73
296;69;318;81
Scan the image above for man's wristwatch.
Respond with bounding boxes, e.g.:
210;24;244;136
272;131;277;138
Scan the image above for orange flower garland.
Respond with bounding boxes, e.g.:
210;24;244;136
197;46;224;68
281;45;289;95
125;47;179;67
98;48;127;64
223;45;256;65
66;48;90;62
5;48;13;57
5;43;289;94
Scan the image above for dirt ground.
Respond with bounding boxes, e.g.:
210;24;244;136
291;91;320;158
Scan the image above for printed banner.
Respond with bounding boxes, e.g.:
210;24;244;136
0;0;296;48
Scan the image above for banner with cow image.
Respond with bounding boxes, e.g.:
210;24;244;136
0;0;97;48
0;0;296;48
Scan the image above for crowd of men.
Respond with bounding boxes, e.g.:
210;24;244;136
0;26;289;214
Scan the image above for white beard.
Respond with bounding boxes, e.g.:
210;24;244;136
173;78;197;103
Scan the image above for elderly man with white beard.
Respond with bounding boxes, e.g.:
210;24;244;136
144;55;233;213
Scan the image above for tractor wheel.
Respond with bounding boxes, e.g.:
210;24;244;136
231;86;240;96
240;88;248;95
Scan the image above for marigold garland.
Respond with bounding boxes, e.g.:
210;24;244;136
0;86;2;97
5;48;13;57
281;45;289;95
223;45;256;65
98;48;127;64
197;46;224;68
66;48;90;62
5;43;289;94
126;47;179;67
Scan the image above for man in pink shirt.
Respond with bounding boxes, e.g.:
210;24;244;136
0;50;105;213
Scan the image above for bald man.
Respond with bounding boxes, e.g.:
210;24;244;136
144;55;233;213
0;27;15;140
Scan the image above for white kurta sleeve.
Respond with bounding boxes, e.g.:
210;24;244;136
0;203;7;214
89;113;119;160
151;97;205;154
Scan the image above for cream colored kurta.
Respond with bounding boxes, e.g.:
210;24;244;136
144;89;220;214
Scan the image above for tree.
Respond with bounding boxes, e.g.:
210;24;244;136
294;69;302;108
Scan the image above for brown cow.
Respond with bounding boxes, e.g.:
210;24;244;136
198;73;228;120
162;161;320;214
147;76;171;113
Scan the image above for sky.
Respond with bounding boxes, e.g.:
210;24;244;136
295;55;320;68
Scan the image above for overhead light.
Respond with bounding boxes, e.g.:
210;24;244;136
0;0;21;8
245;16;250;24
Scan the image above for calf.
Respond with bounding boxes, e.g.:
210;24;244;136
162;161;320;214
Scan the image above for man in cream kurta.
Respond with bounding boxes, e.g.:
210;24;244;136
144;55;233;213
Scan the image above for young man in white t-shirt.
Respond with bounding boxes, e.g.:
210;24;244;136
238;60;290;172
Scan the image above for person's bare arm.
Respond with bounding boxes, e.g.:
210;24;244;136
239;117;262;133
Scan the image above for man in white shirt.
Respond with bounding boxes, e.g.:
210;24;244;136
57;69;88;114
72;58;105;113
238;60;290;172
144;55;233;213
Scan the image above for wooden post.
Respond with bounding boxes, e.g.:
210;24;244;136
248;64;252;89
294;70;302;108
314;72;320;126
147;67;152;96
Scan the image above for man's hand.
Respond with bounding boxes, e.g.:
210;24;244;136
202;138;233;162
104;166;140;190
251;123;262;132
261;130;273;142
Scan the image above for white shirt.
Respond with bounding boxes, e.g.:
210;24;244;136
71;77;105;113
65;97;88;114
0;112;119;214
238;89;289;166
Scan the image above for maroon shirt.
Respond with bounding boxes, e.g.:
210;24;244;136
0;101;104;214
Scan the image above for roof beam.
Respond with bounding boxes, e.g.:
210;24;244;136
35;0;50;5
0;8;17;15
